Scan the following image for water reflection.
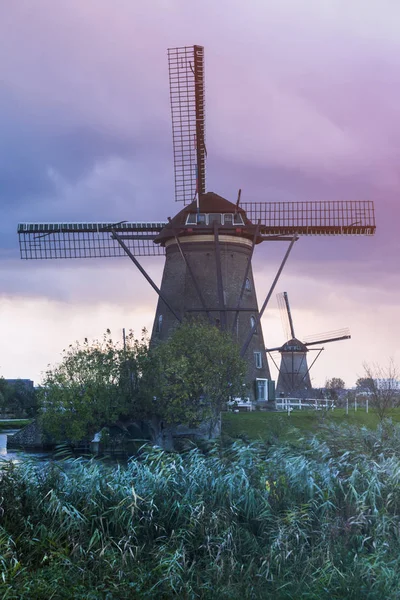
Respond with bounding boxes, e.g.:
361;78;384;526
0;430;52;463
0;430;131;466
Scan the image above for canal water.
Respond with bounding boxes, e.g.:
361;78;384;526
0;430;50;462
0;430;124;465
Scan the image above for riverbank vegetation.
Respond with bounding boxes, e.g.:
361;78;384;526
40;323;246;444
3;421;400;598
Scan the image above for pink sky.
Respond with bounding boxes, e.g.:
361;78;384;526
0;0;399;387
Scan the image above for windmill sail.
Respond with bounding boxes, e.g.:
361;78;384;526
17;222;166;259
168;45;206;205
17;199;375;261
303;328;351;346
282;291;296;338
242;200;375;235
277;292;292;341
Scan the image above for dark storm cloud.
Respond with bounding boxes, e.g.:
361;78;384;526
0;125;133;251
0;88;53;203
0;0;399;298
0;124;136;207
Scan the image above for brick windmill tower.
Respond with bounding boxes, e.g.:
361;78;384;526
17;45;376;404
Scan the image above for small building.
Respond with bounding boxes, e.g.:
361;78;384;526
5;379;35;390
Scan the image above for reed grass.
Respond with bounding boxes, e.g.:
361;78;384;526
2;422;400;598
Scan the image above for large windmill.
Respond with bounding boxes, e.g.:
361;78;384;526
17;45;376;404
267;292;351;397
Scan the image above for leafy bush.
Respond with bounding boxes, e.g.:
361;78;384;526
38;323;246;444
39;329;150;442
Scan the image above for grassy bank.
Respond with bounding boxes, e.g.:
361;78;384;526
0;419;31;431
222;407;400;441
3;421;400;598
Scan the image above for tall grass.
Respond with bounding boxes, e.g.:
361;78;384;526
2;422;400;598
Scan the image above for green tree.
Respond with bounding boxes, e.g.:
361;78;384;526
147;320;247;430
324;377;345;401
0;378;37;417
355;377;375;391
11;381;37;417
0;377;7;416
40;329;149;442
325;377;345;390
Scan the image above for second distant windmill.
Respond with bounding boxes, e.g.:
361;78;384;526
267;292;351;397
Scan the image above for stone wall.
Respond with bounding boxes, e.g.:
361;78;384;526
7;420;49;449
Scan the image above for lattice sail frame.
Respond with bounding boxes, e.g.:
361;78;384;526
18;222;166;259
168;45;206;204
244;200;375;235
17;200;376;260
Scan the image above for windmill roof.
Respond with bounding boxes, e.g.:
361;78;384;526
154;191;254;245
280;338;308;353
198;192;247;213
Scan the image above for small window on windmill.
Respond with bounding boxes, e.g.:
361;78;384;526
233;213;245;225
254;351;262;369
156;314;163;334
186;214;197;225
197;213;207;225
250;315;257;333
223;213;233;225
245;278;251;291
208;213;221;225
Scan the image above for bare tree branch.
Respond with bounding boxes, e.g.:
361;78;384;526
362;359;400;421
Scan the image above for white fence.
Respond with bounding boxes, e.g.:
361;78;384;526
227;398;254;412
275;398;335;413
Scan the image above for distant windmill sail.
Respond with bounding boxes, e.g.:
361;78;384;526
283;291;296;338
303;328;351;346
277;292;291;341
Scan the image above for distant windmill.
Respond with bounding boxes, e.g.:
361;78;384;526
267;292;351;397
17;45;375;404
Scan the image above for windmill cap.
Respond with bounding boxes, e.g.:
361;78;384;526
154;191;254;245
197;192;247;214
280;338;309;353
